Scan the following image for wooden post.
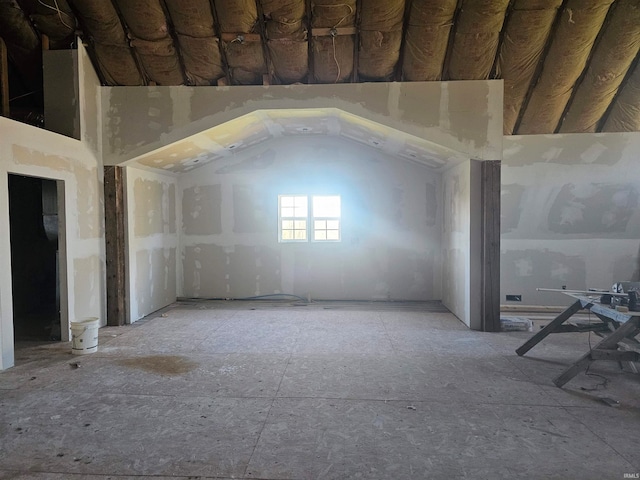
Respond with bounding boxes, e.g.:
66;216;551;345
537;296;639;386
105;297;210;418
104;166;127;326
481;160;501;332
0;38;9;118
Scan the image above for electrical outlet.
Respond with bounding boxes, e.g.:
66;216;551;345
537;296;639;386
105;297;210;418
506;294;522;302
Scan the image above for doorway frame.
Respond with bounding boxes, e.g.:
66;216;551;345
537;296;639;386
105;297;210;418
0;173;68;369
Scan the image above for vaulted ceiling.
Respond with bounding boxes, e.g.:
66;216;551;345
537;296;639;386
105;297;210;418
1;0;639;135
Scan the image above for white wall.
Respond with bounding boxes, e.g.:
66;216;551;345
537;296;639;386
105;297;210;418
0;117;105;369
102;81;504;166
125;166;179;322
178;136;443;301
441;160;482;329
502;132;640;306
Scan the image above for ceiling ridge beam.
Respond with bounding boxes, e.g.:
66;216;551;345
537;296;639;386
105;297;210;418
394;0;413;81
598;48;640;132
512;0;569;135
441;0;464;81
555;0;618;133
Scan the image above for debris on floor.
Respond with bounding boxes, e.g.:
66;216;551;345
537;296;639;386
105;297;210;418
500;316;533;332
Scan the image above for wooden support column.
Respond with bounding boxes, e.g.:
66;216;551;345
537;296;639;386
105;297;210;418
0;38;9;118
104;166;127;326
481;160;501;332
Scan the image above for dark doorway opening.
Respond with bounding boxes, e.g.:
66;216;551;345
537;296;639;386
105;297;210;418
9;174;61;342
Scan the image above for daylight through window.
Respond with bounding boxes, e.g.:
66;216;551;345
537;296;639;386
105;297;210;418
279;195;341;242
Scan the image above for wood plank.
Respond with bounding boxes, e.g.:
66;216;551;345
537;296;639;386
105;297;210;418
311;27;357;37
516;300;583;356
104;166;127;326
481;160;501;332
0;38;9;118
220;33;262;43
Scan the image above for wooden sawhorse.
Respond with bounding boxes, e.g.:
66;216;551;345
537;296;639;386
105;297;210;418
515;294;640;387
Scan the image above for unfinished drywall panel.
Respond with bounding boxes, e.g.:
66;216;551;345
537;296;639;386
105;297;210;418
441;159;482;329
101;81;503;165
78;41;102;159
179;136;443;301
0;117;104;370
125;166;178;322
501;132;640;307
43;49;80;139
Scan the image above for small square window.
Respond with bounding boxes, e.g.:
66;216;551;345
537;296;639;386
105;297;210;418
279;195;341;243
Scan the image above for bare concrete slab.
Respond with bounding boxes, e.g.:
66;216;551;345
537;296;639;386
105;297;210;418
1;301;639;479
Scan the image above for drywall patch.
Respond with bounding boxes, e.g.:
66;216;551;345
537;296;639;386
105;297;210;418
106;87;173;156
502;250;586;294
215;149;276;174
75;164;100;239
398;83;441;128
182;184;222;235
425;182;437;227
228;246;281;297
168;183;177;234
448;81;490;151
548;183;639;235
133;178;167;237
388;250;434;300
233;185;271;234
501;184;525;234
12;145;73;171
183;244;228;298
136;248;177;315
73;256;100;321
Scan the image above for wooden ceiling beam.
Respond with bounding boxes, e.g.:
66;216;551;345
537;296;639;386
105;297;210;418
441;0;463;81
352;0;362;83
0;38;9;117
254;0;274;85
490;0;515;79
208;0;232;85
512;0;568;135
306;0;314;84
394;0;413;82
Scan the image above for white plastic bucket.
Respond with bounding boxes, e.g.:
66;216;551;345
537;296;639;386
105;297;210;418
71;317;99;355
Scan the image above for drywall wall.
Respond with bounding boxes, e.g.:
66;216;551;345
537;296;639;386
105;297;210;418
43;50;80;139
102;80;503;166
441;159;482;329
125;166;178;322
501;132;640;307
178;136;442;301
0;117;104;370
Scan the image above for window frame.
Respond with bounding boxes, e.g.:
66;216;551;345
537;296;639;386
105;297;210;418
278;194;341;243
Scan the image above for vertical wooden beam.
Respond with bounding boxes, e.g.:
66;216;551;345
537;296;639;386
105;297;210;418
0;38;9;118
481;160;501;332
104;166;127;326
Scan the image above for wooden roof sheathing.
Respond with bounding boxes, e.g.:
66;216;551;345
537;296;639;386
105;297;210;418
498;0;562;135
447;0;509;80
518;0;614;134
401;0;457;81
603;60;640;132
560;0;640;133
70;0;144;85
164;0;224;85
358;0;405;81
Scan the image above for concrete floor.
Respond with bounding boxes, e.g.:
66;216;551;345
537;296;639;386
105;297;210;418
1;300;639;480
